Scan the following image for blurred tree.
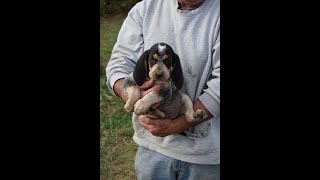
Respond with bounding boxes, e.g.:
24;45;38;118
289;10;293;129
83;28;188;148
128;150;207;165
100;0;141;17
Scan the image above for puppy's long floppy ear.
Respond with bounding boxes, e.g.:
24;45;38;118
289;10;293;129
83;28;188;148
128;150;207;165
133;50;150;86
171;53;184;90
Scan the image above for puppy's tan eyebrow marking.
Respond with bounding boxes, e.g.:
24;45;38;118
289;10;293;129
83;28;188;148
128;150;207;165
153;54;158;60
162;54;168;60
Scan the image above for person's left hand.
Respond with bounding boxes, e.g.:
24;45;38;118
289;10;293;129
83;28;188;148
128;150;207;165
138;114;193;137
138;78;163;98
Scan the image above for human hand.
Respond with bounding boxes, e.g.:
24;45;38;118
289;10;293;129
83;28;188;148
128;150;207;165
138;114;194;137
138;79;163;98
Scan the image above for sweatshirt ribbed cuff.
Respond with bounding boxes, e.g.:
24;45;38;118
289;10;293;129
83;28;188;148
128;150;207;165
107;73;128;96
198;92;220;117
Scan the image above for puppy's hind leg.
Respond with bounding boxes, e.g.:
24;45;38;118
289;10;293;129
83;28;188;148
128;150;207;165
180;93;207;122
134;91;164;116
145;107;166;119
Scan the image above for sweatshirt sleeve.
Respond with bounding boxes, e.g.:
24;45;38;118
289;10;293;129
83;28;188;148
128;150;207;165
105;2;145;95
198;29;220;118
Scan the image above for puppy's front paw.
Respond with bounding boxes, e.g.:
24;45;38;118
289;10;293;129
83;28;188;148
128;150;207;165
134;99;149;115
192;109;208;122
124;102;134;112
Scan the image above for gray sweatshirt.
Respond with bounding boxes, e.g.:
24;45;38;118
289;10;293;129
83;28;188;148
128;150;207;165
106;0;220;165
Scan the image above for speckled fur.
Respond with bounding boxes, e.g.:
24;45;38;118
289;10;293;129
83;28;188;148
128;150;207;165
123;43;208;122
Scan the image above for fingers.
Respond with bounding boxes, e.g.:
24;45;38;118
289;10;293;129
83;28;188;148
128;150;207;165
139;78;163;91
140;116;170;126
140;84;163;97
139;79;154;90
138;115;171;136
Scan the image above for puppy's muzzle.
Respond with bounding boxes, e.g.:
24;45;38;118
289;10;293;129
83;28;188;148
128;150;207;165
152;60;167;80
155;72;163;79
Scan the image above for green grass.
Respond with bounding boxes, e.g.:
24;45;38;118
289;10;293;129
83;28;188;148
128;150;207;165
100;14;126;76
100;14;138;180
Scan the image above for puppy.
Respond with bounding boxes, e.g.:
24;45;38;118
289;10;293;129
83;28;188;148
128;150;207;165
123;43;207;122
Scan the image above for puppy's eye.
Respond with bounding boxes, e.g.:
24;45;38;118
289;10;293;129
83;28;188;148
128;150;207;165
164;59;171;68
149;58;156;66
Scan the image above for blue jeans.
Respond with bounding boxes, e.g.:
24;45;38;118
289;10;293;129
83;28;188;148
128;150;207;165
135;146;220;180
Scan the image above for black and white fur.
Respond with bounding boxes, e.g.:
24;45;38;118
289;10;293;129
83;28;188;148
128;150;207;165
123;43;207;122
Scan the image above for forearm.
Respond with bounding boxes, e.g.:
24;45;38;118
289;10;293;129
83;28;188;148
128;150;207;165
114;78;128;103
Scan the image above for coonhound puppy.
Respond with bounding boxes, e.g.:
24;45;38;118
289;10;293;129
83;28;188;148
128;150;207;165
122;43;207;122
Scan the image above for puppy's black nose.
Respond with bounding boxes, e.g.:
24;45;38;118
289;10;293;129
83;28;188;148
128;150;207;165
155;73;163;79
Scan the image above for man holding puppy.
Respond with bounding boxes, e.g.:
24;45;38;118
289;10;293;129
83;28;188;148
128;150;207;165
106;0;220;179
